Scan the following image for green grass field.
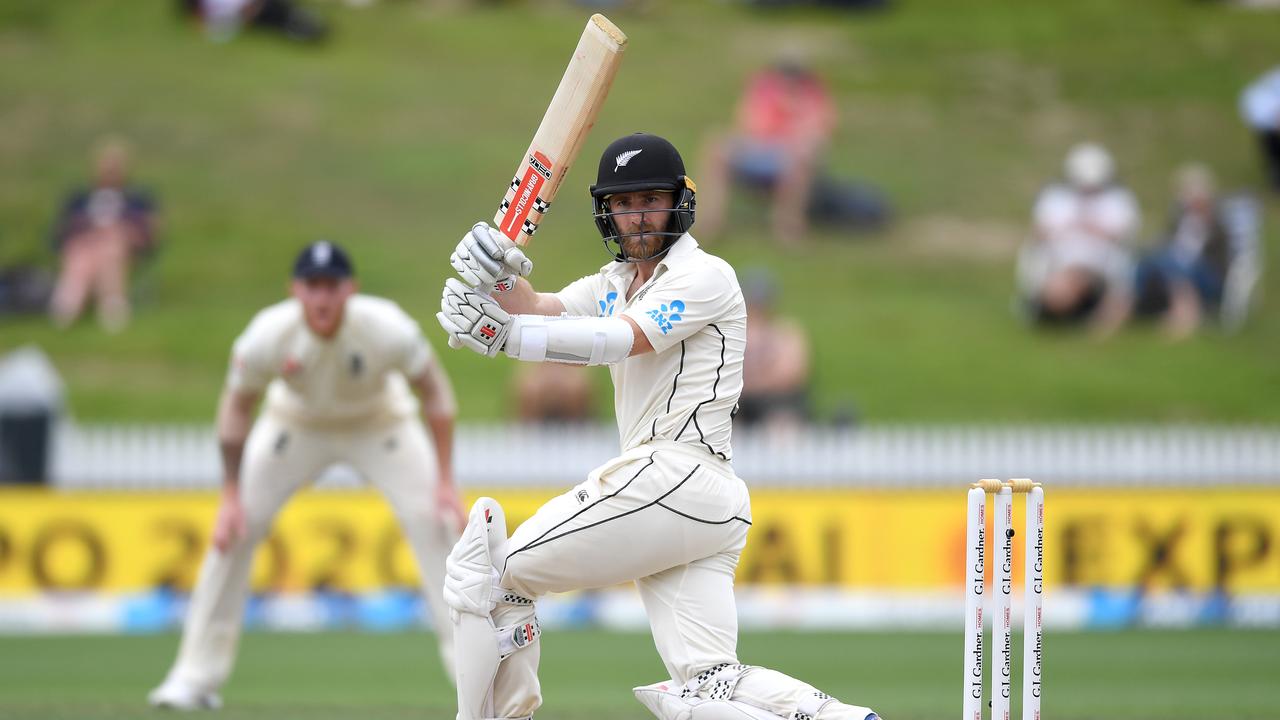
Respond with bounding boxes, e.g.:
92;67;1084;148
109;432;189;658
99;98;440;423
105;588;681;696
2;0;1280;423
1;629;1277;719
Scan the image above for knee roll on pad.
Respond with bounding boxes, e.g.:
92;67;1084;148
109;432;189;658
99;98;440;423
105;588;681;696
445;498;509;617
633;664;879;720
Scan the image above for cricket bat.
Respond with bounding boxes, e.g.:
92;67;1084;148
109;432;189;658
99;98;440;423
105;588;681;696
493;14;627;247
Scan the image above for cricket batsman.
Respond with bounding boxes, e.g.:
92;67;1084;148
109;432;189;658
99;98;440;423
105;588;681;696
149;241;464;710
437;133;879;720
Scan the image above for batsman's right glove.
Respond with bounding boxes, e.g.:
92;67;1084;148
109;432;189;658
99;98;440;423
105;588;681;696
436;278;512;356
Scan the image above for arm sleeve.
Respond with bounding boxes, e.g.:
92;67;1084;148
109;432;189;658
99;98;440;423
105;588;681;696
555;273;610;317
622;266;739;354
395;309;435;379
225;315;276;393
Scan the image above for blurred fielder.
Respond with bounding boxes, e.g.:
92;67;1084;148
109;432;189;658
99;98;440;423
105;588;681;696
437;133;878;720
149;241;464;710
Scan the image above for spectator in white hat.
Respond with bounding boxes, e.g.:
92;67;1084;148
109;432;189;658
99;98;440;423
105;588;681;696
1016;142;1141;336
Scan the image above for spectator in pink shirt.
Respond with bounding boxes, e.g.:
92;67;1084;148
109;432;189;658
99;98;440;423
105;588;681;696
697;55;837;245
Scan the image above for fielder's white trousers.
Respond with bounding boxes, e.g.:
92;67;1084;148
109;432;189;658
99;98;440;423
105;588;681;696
493;440;753;717
160;412;457;693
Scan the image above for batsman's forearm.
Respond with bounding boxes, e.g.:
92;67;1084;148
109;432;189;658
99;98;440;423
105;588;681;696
504;314;638;365
496;278;564;316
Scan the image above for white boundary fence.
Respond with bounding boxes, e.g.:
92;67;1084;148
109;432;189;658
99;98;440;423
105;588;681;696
47;422;1280;489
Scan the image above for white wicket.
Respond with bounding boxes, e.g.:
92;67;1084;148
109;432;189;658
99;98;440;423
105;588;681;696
993;485;1014;720
962;478;1043;720
1022;484;1044;720
961;486;986;720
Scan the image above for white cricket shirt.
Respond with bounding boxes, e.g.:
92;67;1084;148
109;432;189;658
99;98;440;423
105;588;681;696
226;294;433;428
556;234;746;460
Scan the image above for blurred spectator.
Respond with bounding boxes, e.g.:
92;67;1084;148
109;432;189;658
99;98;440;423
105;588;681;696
1240;66;1280;192
48;139;158;333
698;55;889;244
1016;142;1140;336
1134;164;1266;336
697;54;837;245
1133;164;1232;339
178;0;328;43
736;270;811;429
513;363;596;423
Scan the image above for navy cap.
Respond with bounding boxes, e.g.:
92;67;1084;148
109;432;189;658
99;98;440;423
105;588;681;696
292;240;354;279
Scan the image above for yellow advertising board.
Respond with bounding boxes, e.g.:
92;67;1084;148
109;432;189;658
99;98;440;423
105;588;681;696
1;487;1278;594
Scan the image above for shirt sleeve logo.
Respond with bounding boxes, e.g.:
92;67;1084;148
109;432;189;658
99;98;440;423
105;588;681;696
646;300;685;335
598;291;618;317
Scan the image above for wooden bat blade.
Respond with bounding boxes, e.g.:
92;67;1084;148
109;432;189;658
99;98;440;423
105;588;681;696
494;14;627;247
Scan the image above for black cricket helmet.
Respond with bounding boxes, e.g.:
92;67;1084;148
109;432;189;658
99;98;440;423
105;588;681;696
590;133;696;262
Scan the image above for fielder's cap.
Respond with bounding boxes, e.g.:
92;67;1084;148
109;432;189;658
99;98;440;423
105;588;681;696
292;240;354;279
591;132;686;198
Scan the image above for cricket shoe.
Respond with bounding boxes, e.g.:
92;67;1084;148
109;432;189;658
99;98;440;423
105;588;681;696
148;680;223;711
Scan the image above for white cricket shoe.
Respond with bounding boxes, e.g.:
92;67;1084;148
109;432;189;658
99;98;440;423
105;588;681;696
147;679;223;711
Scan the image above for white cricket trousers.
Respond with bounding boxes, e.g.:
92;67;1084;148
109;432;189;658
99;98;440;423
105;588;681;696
493;440;753;717
161;412;457;693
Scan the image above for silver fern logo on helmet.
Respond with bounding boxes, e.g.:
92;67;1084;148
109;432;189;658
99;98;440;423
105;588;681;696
614;149;642;172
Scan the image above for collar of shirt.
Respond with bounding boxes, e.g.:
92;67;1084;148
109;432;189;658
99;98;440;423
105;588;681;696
599;233;699;280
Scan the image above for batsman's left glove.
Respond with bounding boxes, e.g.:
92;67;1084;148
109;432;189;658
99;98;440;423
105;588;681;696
450;222;533;293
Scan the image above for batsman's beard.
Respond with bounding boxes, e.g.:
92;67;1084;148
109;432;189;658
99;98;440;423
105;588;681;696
621;232;665;261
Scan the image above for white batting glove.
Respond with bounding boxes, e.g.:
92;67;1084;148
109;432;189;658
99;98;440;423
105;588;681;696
450;222;533;293
436;278;513;357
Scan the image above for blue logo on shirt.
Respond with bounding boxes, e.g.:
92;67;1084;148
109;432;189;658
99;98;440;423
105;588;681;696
647;300;686;335
598;291;618;317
